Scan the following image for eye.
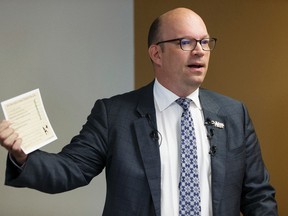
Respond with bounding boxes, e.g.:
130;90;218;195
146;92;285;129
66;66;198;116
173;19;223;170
201;39;210;45
180;39;192;46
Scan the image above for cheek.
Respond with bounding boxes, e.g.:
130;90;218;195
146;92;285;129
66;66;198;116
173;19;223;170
162;54;179;68
205;52;211;63
161;51;188;73
168;54;186;68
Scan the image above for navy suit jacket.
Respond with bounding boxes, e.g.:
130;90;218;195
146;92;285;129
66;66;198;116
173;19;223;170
6;81;278;215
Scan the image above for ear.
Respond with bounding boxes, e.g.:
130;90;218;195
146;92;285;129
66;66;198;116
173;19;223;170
148;44;162;66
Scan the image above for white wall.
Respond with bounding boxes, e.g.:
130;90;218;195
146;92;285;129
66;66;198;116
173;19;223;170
0;0;134;215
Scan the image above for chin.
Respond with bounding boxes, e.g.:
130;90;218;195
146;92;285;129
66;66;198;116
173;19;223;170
190;74;205;84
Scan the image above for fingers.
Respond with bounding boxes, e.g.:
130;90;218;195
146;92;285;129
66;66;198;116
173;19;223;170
0;120;27;164
0;120;11;132
11;138;27;165
0;120;17;150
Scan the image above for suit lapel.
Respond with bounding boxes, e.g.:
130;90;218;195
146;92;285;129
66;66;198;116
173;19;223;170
133;81;161;216
200;89;227;214
132;84;228;215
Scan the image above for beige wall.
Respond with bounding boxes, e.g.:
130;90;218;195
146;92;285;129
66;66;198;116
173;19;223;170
135;1;288;215
0;1;133;215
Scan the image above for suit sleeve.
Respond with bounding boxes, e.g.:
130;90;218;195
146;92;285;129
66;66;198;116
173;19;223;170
240;104;278;215
5;99;109;194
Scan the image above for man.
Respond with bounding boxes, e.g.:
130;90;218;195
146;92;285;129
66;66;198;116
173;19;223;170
0;7;278;216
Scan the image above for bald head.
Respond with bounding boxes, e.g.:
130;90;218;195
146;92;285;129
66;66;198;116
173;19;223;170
148;8;208;47
147;8;212;97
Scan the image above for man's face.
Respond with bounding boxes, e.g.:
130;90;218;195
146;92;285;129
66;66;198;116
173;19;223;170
155;10;211;96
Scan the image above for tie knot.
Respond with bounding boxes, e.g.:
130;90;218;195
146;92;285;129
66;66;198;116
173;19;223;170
176;98;192;111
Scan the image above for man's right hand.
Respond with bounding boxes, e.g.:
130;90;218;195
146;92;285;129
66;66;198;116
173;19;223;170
0;120;27;165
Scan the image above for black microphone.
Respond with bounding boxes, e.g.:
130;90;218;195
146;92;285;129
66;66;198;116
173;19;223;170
209;145;217;156
207;128;214;140
145;113;162;145
150;130;159;141
204;118;213;126
205;118;216;156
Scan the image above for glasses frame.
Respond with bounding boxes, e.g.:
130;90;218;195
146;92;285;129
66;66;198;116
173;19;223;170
156;37;217;51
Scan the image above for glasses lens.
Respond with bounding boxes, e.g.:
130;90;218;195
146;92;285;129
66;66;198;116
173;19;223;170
201;38;216;51
180;39;196;51
180;38;216;51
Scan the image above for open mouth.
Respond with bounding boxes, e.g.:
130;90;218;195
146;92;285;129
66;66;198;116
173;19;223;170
188;64;204;68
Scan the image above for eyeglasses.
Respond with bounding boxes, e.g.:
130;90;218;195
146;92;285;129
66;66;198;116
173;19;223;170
156;37;217;51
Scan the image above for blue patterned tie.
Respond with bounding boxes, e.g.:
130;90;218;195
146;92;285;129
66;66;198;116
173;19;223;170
176;98;201;216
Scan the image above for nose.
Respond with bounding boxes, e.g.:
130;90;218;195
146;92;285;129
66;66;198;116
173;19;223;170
191;42;205;56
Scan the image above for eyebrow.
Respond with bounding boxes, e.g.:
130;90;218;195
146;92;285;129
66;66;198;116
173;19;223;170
181;34;210;39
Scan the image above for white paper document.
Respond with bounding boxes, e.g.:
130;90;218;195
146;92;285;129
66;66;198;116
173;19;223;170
1;89;57;154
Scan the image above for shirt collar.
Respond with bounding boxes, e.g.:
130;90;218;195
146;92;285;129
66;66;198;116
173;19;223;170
154;79;202;111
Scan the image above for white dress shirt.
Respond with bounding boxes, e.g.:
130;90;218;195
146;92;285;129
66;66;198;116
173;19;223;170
153;79;212;216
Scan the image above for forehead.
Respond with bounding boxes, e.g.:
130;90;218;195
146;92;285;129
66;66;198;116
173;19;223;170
160;10;208;39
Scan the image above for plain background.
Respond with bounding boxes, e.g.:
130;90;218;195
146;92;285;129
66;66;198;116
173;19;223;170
135;1;288;215
0;0;133;215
